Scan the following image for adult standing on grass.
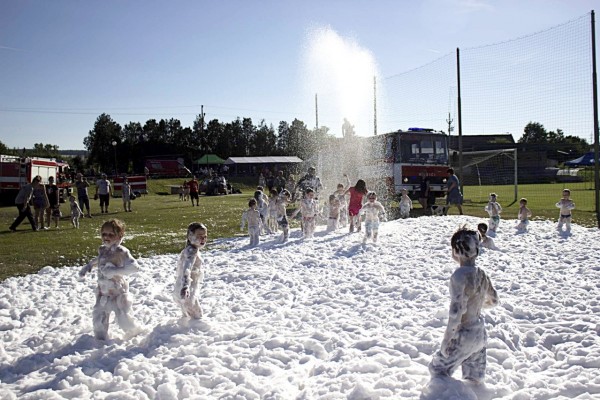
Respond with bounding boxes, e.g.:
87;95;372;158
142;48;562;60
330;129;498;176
44;176;60;229
418;170;431;210
75;173;92;218
95;173;112;214
9;175;42;232
32;177;50;230
188;176;200;206
445;168;463;215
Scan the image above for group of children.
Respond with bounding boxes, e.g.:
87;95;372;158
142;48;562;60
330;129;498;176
480;188;575;236
75;189;578;388
240;175;389;246
80;219;207;340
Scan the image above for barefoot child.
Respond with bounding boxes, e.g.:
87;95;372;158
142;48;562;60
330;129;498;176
122;177;132;212
516;198;532;232
484;193;502;233
333;174;351;228
254;188;270;235
267;189;279;234
69;195;84;229
276;190;292;242
429;226;499;383
399;188;413;219
345;179;368;233
173;223;207;319
326;194;342;232
477;223;496;250
241;198;262;247
79;219;140;340
556;189;575;233
291;188;320;239
360;191;386;243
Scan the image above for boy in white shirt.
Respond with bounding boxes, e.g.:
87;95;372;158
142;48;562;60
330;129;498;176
360;191;386;243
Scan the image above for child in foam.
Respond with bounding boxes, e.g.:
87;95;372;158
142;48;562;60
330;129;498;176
276;190;292;242
241;198;262;247
399;188;413;219
516;198;532;232
429;226;498;383
173;223;207;319
344;179;368;233
333;174;351;228
326;194;342;232
477;223;496;250
484;193;502;233
254;188;270;235
359;191;387;243
556;188;575;233
267;189;279;234
79;219;140;340
291;187;320;239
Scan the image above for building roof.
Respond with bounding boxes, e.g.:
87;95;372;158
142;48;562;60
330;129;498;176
449;134;515;151
224;156;303;165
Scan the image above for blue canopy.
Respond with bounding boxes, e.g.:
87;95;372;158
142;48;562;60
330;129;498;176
564;152;597;167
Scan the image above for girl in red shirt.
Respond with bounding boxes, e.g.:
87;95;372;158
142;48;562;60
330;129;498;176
344;179;368;233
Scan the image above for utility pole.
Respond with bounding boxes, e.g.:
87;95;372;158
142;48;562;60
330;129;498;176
446;112;454;136
315;94;319;129
374;76;378;136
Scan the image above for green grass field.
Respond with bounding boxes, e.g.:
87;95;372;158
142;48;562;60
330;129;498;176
1;179;597;281
0;177;262;281
459;182;598;227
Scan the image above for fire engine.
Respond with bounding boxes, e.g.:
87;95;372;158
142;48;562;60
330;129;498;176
360;128;450;202
0;155;72;200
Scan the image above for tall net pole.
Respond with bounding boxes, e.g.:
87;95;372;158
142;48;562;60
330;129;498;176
456;48;463;192
591;10;599;228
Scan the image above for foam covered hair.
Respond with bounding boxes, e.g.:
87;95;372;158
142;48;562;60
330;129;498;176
187;222;207;247
451;226;481;260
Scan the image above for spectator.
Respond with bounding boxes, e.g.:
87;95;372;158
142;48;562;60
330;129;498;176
188;176;200;206
44;176;60;229
274;170;286;193
75;173;92;218
95;173;113;214
9;175;42;232
32;177;49;230
445;168;463;215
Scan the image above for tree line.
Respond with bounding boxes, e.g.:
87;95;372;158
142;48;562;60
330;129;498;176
0;118;589;175
83;113;336;175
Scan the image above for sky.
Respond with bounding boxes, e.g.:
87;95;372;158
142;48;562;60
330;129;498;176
1;215;599;398
0;0;598;151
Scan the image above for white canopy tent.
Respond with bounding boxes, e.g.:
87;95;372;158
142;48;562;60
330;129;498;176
224;156;303;176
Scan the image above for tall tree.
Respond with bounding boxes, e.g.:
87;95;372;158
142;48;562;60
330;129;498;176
250;120;277;156
0;140;9;154
206;119;226;157
83;113;122;174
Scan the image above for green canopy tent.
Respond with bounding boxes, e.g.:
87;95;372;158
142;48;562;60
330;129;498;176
194;154;225;165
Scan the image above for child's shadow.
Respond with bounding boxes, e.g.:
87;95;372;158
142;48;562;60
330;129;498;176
420;375;503;400
558;231;573;241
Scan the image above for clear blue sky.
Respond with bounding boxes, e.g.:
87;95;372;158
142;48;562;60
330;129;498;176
0;0;597;150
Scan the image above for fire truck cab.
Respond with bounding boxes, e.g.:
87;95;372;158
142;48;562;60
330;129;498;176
360;128;450;202
0;155;72;201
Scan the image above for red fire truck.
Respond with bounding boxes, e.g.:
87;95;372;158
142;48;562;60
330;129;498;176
360;128;450;202
144;159;191;178
0;155;72;200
